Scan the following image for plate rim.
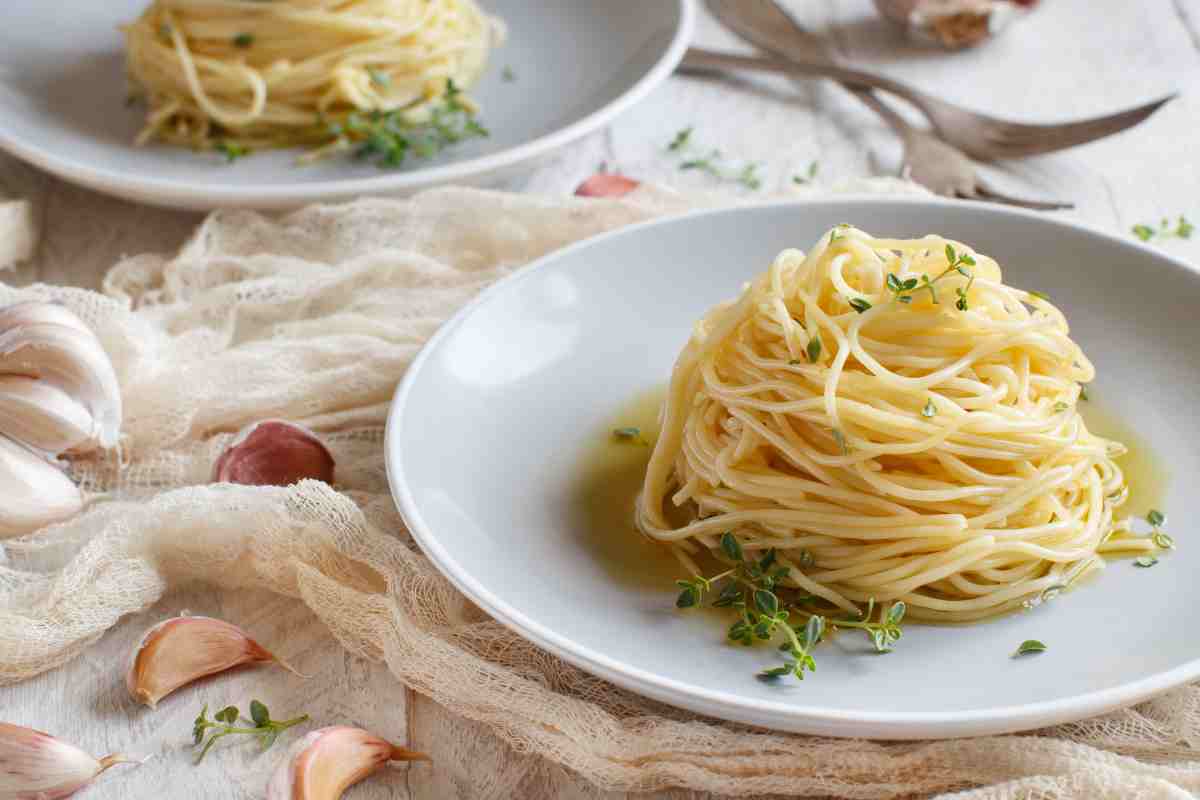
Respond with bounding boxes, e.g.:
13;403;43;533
0;0;694;209
385;196;1200;738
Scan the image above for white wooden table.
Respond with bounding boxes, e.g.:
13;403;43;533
3;2;1199;798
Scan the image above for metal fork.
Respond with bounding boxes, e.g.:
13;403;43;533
681;48;1071;209
705;0;1175;161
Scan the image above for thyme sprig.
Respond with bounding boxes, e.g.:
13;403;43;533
666;127;762;190
885;244;976;309
1132;216;1193;242
191;700;308;764
673;532;906;681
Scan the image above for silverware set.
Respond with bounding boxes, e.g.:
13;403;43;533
687;0;1175;209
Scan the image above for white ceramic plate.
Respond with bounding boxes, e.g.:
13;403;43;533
0;1;692;210
386;199;1200;738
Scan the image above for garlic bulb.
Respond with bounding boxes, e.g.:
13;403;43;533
874;0;1037;49
213;420;335;487
267;726;429;800
0;435;81;538
127;615;300;708
0;721;140;799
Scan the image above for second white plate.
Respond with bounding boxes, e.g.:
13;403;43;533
0;1;692;209
387;198;1200;738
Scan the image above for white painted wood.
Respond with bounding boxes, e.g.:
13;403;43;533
2;1;1198;797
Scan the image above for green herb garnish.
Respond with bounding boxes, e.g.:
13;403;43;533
886;244;977;309
337;80;487;168
832;598;906;652
1078;385;1089;401
1053;401;1070;412
232;33;254;48
805;334;822;364
501;65;516;82
192;701;308;764
1133;216;1193;242
1014;640;1047;657
1027;289;1050;302
737;163;763;190
1152;531;1175;549
367;67;391;87
1135;556;1158;568
922;400;936;418
667;126;693;151
792;161;819;185
848;298;872;314
215;141;247;162
831;428;849;455
612;427;648;446
1147;509;1166;527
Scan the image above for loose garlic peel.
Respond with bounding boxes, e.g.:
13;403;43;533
127;615;300;708
213;419;335;487
0;721;142;799
267;726;429;800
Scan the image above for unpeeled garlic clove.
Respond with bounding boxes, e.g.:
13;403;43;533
0;434;82;538
212;420;335;487
575;173;640;198
0;375;97;454
0;313;122;449
127;615;299;708
0;301;94;337
874;0;1034;49
267;726;429;800
0;721;141;799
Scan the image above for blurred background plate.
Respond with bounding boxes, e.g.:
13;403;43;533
0;1;693;210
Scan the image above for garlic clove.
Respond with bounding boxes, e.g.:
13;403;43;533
212;420;335;487
127;615;299;708
0;375;97;454
0;319;122;449
0;301;94;337
0;721;141;799
0;434;82;538
574;173;640;198
874;0;1034;49
267;726;429;800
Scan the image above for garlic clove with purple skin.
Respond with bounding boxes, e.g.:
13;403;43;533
213;420;335;487
267;726;429;800
127;615;301;708
0;721;142;799
0;434;82;539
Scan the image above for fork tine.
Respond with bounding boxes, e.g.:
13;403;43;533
971;182;1074;211
978;94;1177;160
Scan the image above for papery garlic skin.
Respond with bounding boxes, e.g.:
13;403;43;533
213;420;335;487
0;721;137;799
0;320;122;450
0;376;96;454
0;434;82;538
127;616;296;708
267;726;429;800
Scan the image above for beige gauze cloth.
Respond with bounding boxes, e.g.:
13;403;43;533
2;186;1200;800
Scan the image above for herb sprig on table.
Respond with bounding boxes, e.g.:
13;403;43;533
673;532;907;681
665;127;763;190
1132;216;1193;242
191;700;308;764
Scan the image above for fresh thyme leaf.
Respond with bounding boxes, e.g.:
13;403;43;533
922;400;936;418
1152;531;1175;549
367;67;391;87
1014;639;1047;657
501;65;516;82
849;297;872;313
233;32;254;48
1135;556;1158;568
721;532;744;562
612;427;648;446
1147;509;1166;527
798;550;814;568
831;428;848;455
754;589;779;615
1132;215;1194;242
1079;385;1089;401
1053;401;1069;412
805;335;822;364
190;702;309;764
1027;289;1051;301
215;141;247;162
792;160;819;185
667;126;693;151
675;582;698;608
945;244;956;264
680;150;723;177
737;163;763;190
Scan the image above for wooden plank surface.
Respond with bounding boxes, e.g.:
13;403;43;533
2;1;1198;798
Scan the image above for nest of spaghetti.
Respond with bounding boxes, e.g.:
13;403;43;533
122;0;501;160
638;225;1149;623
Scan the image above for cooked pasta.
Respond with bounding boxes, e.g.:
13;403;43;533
637;226;1153;623
122;0;502;155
